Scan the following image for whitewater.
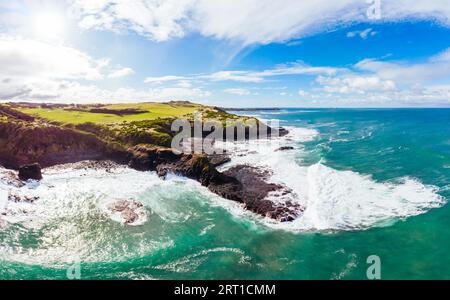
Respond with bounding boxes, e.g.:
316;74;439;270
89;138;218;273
0;108;449;279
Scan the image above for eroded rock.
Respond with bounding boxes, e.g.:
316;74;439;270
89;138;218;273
18;163;42;181
105;199;147;225
223;165;304;222
8;193;39;203
275;146;295;152
127;145;302;222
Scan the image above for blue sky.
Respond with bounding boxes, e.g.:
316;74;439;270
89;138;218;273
0;0;450;107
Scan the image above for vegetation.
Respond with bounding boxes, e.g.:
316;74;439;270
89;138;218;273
16;102;203;124
1;102;259;151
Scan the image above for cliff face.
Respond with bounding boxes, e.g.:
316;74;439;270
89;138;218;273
0;103;300;222
0;121;120;169
127;145;302;221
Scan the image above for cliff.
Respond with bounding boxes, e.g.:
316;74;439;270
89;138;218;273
0;102;300;222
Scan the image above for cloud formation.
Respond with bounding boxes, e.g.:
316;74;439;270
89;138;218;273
144;63;341;84
316;75;396;94
355;48;450;84
108;67;135;78
0;35;210;103
70;0;450;44
224;88;251;96
347;28;377;39
0;35;105;80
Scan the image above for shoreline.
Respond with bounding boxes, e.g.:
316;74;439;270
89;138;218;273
0;130;303;223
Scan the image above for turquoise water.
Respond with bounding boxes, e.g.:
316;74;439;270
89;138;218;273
1;108;450;280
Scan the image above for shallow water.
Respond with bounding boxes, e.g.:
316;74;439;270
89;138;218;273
1;108;449;279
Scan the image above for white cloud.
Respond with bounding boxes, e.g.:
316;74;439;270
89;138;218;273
175;80;193;88
316;75;396;94
347;28;377;39
224;88;250;96
0;78;212;103
298;89;308;96
0;34;210;103
143;63;340;84
144;75;187;84
150;86;211;99
356;48;450;84
71;0;195;42
0;35;106;80
205;71;264;83
70;0;450;45
108;67;135;78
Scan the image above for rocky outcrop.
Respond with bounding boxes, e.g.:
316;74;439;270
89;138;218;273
207;153;231;167
0;121;124;169
18;163;42;181
275;146;295;152
223;165;303;222
8;193;39;203
127;145;302;221
0;105;298;222
106;199;147;225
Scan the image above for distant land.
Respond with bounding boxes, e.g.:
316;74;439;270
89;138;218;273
220;107;282;112
0;101;296;221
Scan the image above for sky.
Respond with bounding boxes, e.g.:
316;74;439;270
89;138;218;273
0;0;450;107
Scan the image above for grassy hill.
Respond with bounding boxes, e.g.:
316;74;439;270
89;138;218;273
15;102;205;124
0;101;258;168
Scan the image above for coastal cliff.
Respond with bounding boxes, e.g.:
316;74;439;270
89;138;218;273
0;102;301;221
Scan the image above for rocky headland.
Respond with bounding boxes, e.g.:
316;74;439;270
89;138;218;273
0;102;302;222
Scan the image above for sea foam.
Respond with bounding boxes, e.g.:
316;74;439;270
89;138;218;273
216;126;446;231
0;124;446;238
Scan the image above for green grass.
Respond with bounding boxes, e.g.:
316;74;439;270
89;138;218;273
18;103;203;125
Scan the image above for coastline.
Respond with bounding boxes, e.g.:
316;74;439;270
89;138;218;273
0;102;300;222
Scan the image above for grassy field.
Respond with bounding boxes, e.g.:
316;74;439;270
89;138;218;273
17;102;203;124
1;101;262;150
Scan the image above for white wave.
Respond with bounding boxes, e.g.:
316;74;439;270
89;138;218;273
291;163;445;231
0;122;446;239
216;126;446;231
153;247;251;273
0;167;177;264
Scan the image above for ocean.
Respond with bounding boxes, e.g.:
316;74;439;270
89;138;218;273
1;108;449;280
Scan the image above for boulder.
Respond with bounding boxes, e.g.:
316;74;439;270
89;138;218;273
18;163;42;181
121;208;139;224
106;199;146;225
275;146;295;152
127;145;302;222
223;165;304;222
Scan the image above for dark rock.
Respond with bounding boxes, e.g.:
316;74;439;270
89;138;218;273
207;153;231;167
223;165;303;222
121;208;139;224
18;163;42;181
8;193;39;203
275;146;295;152
0;121;114;169
277;127;290;137
127;145;302;222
